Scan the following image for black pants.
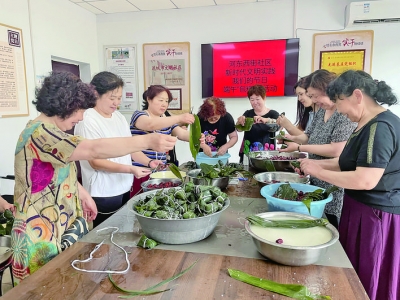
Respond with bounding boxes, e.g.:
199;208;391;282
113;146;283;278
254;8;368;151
92;191;130;228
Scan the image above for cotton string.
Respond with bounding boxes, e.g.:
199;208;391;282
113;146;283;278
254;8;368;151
71;226;130;274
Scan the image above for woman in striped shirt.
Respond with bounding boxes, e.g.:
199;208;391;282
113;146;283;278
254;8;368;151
129;85;206;196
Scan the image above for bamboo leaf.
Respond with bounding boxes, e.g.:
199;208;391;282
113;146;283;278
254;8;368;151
108;260;198;297
235;118;254;131
168;163;183;181
228;269;331;300
246;215;329;228
189;115;201;160
263;159;276;172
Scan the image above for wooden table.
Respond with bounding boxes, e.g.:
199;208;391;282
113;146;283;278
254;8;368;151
3;242;368;300
3;165;369;299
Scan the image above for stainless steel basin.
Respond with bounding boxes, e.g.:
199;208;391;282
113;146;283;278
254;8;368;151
245;211;339;266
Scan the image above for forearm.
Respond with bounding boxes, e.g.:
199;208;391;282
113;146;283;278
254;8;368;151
316;168;381;190
71;136;151;162
285;123;304;136
131;151;152;166
89;159;132;174
137;115;180;131
224;135;238;149
315;158;341;171
291;134;309;145
173;127;189;142
299;142;345;158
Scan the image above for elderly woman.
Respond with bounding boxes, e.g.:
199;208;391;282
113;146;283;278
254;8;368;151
236;85;280;162
197;96;238;157
279;69;357;228
74;71;151;227
12;72;176;282
300;70;399;300
277;76;317;135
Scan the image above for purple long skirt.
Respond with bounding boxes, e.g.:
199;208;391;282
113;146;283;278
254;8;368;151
339;194;400;300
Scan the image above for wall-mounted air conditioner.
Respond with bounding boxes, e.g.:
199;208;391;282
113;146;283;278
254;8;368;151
345;1;400;27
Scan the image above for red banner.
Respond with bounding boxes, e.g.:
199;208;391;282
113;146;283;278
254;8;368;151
212;40;286;97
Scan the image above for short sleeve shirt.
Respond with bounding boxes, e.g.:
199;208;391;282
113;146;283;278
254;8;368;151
199;112;236;152
339;110;400;213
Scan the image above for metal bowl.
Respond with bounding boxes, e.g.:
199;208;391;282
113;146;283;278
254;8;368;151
129;188;230;244
245;212;339;266
186;169;230;190
247;150;308;172
141;178;183;192
253;172;309;187
0;235;12;266
149;171;186;179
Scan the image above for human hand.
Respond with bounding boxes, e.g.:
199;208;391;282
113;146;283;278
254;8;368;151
131;166;152;179
300;159;323;177
147;133;177;153
78;185;98;222
217;145;228;156
199;133;206;146
254;116;266;124
149;160;164;170
276;115;292;128
179;113;195;125
0;196;15;214
236;116;246;126
201;144;213;157
278;141;299;153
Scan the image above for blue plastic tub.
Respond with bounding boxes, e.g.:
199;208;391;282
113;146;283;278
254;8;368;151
195;152;231;167
260;183;333;218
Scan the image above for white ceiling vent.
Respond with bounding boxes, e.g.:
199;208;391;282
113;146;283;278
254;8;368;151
345;1;400;26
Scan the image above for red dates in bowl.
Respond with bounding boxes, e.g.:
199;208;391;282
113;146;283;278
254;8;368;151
141;178;183;192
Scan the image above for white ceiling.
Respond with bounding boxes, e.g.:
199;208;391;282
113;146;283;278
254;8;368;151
69;0;274;14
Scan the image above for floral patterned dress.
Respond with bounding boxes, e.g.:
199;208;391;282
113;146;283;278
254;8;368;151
11;121;84;283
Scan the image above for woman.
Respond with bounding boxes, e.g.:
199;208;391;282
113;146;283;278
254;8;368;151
236;85;280;162
130;85;206;195
74;71;150;227
279;69;357;228
12;72;176;282
277;76;317;135
198;96;238;157
300;70;399;300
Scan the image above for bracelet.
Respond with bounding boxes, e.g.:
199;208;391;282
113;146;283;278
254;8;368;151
147;159;155;168
297;144;301;152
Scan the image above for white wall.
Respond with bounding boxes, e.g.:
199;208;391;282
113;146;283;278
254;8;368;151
0;0;99;184
97;0;400;164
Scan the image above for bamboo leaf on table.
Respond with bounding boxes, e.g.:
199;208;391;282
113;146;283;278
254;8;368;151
109;260;198;298
228;269;331;300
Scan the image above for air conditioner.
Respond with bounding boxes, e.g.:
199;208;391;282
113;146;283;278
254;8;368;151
345;1;400;26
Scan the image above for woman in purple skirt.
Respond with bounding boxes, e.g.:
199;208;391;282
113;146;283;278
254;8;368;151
300;70;400;300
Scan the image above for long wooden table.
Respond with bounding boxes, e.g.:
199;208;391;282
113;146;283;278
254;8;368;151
3;168;369;299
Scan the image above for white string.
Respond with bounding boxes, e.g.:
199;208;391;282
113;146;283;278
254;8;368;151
71;226;130;274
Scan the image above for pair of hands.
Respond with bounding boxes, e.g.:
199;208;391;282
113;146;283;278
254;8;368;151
292;158;322;177
200;133;228;157
236;115;270;126
201;144;228;157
